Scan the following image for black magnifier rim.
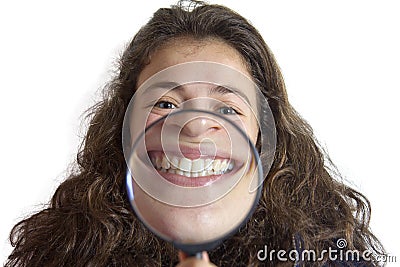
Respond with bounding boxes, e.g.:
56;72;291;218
124;109;264;255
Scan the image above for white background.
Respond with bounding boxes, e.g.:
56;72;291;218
1;0;399;265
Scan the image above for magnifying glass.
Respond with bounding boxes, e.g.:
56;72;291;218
122;61;276;258
124;109;263;257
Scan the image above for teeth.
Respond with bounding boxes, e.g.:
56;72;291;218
156;157;162;169
228;162;234;170
170;157;179;169
220;160;228;172
192;159;204;172
213;160;221;172
179;158;192;172
161;156;170;169
205;159;213;170
151;154;234;178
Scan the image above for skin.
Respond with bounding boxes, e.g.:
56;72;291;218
128;38;260;265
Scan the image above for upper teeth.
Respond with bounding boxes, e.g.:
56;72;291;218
151;154;234;177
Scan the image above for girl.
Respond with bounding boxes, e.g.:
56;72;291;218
6;1;384;266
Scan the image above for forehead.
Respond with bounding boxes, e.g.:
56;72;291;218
137;38;251;87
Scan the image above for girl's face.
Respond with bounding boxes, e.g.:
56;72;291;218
129;38;260;244
137;38;258;143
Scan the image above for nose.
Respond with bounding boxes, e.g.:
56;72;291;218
180;116;222;138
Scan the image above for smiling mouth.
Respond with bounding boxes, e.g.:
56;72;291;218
148;152;235;186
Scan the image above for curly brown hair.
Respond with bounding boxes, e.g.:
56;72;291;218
6;1;384;266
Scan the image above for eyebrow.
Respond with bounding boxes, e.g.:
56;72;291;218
144;81;251;104
209;85;251;104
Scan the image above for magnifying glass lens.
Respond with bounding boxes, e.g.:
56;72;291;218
125;110;262;254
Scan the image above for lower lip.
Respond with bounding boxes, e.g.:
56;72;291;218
157;170;224;187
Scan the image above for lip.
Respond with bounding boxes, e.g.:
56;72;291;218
156;169;223;187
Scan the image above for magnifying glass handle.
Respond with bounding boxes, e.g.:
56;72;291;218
185;252;203;259
195;252;203;259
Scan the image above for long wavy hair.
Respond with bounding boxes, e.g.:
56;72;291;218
6;1;384;266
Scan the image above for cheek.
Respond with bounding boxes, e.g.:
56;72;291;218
145;112;163;128
251;127;259;144
246;117;259;144
129;107;163;143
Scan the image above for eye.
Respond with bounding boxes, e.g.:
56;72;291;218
155;101;177;109
218;106;237;115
